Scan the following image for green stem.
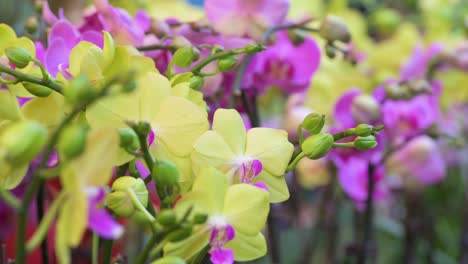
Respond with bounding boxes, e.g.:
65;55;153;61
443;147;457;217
149;237;169;258
286;152;306;173
333;142;354;148
298;124;304;145
133;129;156;185
101;239;113;264
332;128;356;141
0;63;63;94
137;44;177;52
26;192;65;252
0;189;20;210
92;233;99;264
190;44;264;74
134;235;158;264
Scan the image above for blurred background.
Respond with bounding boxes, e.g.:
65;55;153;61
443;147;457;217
1;0;467;263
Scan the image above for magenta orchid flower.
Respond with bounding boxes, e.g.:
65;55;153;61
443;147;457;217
246;30;321;94
87;187;123;239
336;157;389;210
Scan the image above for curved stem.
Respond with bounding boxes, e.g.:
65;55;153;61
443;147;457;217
137;44;177;52
0;189;20;210
190;44;264;74
92;233;99;264
0;63;63;94
286;152;306;173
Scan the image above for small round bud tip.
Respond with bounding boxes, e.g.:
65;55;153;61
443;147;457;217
302;113;325;134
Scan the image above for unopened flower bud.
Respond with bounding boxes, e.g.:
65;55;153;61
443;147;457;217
325;45;336;59
64;74;97;104
150;19;171;38
301;133;334;160
25;16;38;35
171;36;191;48
152;160;180;188
287;29;306;46
107;177;148;217
302;113;325;134
189;75;204;91
353;135;378;150
172;46;200;68
58;123;88;160
166;226;192;242
244;43;266;54
351;94;381;124
193;213;208;225
34;0;43;13
354;124;374;137
370;8;401;37
406;79;432;95
217;56;238;72
119;128;140;152
0;121;48;165
23;82;52;97
156;209;177;227
132;122;152;138
319;15;351;43
5;47;33;69
151;256;185;264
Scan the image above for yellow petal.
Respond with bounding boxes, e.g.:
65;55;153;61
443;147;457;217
245;128;293;176
67;127;119;186
191;131;236;176
212;109;247;156
223;184;269;236
163;226;210;261
225;232;267;261
253;170;290;203
152;96;208;157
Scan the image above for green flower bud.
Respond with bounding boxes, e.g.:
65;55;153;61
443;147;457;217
189;75;204;91
156;209;177;227
351;94;380;124
64;75;97;105
217;56;237;72
24;16;38;35
192;213;208;225
354;124;374;137
319;15;351;43
301;133;334;160
5;47;33;69
325;45;336;59
370;8;401;36
354;135;378;150
287;29;306;46
58;123;88;160
133;122;152;138
107;177;148;217
244;43;266;54
0;121;48;165
151;256;186;264
152;160;180;188
172;46;200;68
302;113;325;134
119;128;140;152
165;226;192;243
23;82;52;97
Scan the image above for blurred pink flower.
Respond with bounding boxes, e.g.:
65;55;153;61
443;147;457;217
336;157;389;210
204;0;290;38
386;135;446;189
